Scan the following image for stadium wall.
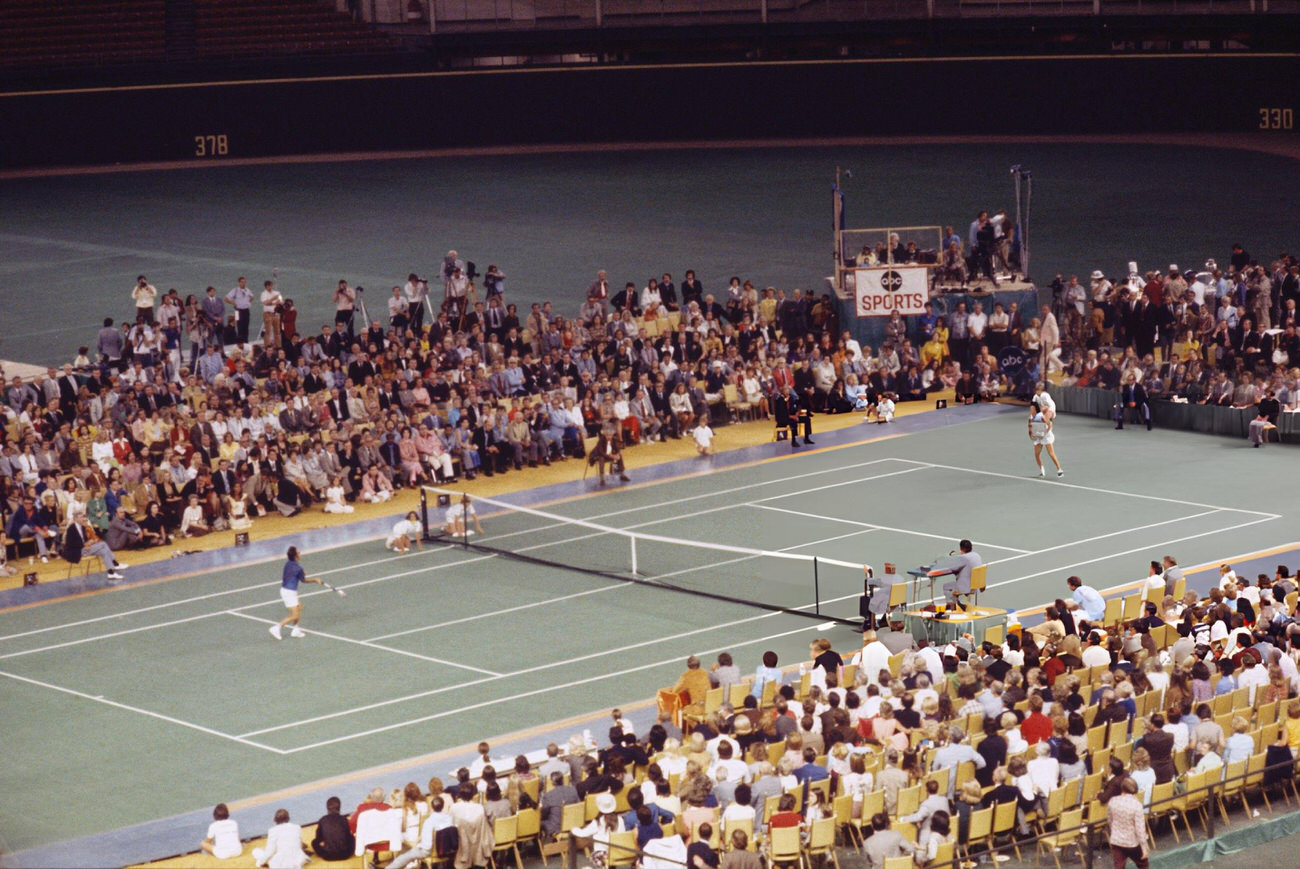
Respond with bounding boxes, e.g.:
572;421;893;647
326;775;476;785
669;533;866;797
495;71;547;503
1;54;1296;169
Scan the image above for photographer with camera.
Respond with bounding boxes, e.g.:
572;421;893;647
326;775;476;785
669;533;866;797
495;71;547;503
333;279;356;338
403;273;429;332
131;275;157;325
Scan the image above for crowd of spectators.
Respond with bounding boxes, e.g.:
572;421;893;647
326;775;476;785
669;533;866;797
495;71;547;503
2;244;1294;568
0;246;1039;571
195;558;1300;868
1047;249;1300;419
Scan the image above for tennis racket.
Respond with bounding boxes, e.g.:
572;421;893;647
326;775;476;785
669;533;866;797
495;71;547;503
321;580;347;598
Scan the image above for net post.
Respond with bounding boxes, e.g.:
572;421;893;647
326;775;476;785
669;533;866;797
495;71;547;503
814;557;820;615
460;493;471;549
420;488;430;542
631;537;638;576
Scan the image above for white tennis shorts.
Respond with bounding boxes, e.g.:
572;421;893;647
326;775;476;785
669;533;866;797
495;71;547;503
280;587;299;608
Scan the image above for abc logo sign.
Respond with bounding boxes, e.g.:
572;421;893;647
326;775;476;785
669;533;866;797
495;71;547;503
855;267;926;317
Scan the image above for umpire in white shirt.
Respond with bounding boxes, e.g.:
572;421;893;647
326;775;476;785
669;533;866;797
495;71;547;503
942;539;983;610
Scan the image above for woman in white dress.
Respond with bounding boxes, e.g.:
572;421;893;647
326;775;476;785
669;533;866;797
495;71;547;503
322;476;353;514
1028;396;1064;478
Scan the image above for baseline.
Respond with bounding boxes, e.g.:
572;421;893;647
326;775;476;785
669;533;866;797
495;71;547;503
893;458;1281;518
0;668;286;754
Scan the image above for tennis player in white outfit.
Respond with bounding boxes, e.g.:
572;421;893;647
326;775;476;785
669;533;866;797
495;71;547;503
386;511;425;553
1029;411;1063;476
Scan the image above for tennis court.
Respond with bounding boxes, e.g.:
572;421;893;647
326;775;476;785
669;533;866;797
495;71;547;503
1;404;1294;864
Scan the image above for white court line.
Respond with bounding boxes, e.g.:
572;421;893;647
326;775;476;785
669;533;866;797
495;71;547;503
248;608;790;737
255;583;875;742
257;527;878;736
750;503;1030;554
984;510;1222;567
893;458;1282;518
0;668;286;754
359;463;927;640
0;459;908;644
225;612;502;676
0;610;234;661
365;525;879;643
276;620;832;754
985;515;1280;592
0;546;451;644
0;555;500;662
366;582;628;642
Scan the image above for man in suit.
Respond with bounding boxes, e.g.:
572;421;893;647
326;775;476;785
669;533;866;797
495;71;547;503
327;388;350;423
863;813;917;868
64;513;127;581
57;365;80;421
212;459;237;496
1116;374;1151;430
105;505;143;551
773;384;814;448
587;422;628;486
189;412;217;449
538;771;579;836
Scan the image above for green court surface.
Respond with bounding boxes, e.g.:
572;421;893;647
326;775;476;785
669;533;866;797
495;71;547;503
4;142;1300;367
1;406;1295;855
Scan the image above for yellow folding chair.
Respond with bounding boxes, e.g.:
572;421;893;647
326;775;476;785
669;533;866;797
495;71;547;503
490;815;520;869
1035;807;1084;869
803;817;840;869
766;825;801;867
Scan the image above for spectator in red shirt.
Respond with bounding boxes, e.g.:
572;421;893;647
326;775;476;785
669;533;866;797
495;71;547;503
349;786;394;858
349;786;390;833
1021;694;1054;745
767;793;801;829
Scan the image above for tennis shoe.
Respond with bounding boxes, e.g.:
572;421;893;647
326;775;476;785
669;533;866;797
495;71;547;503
290;628;306;639
1036;466;1044;477
114;562;128;569
269;625;282;640
106;571;124;582
1057;468;1064;477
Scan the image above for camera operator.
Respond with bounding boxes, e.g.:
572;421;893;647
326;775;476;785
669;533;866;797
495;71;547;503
333;280;356;338
403;273;429;332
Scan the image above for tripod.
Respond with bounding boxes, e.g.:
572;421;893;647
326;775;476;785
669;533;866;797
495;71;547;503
354;289;371;333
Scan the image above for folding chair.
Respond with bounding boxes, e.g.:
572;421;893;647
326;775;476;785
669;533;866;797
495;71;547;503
766;825;801;868
490;815;520;869
1035;807;1084;869
605;830;638;869
514;808;541;863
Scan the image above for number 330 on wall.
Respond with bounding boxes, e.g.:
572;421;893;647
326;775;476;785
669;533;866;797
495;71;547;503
1258;108;1294;130
194;134;230;156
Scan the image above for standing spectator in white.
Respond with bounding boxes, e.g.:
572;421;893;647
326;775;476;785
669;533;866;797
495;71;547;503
200;803;242;860
693;420;714;456
252;808;307;869
1039;304;1061;373
260;279;283;350
225;276;254;345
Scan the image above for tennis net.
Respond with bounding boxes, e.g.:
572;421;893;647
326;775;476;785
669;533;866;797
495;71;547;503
420;486;867;624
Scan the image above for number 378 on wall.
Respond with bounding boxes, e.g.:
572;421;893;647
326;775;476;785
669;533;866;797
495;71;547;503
194;134;230;156
1258;108;1294;130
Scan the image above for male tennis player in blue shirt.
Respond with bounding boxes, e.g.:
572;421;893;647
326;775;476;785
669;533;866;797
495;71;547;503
272;545;323;640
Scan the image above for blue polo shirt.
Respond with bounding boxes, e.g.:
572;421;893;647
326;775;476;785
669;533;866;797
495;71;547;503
282;560;305;590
